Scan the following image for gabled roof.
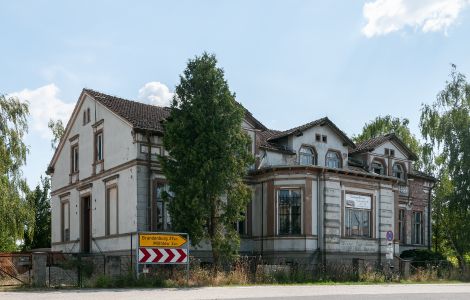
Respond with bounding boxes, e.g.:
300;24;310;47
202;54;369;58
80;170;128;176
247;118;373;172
267;117;356;148
83;89;170;133
350;133;418;160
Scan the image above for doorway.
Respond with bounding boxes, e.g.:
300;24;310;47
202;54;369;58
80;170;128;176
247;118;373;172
81;195;91;253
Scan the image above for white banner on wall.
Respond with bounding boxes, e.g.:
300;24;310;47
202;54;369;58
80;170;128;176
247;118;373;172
345;194;371;210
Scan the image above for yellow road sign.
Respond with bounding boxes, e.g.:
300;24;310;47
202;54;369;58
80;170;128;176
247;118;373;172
139;233;187;248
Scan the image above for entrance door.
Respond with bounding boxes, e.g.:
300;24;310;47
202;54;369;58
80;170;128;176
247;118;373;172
81;195;91;253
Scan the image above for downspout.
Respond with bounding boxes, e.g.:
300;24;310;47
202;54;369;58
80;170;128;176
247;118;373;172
378;182;382;265
146;131;152;231
321;170;326;265
261;181;264;257
428;183;435;251
316;173;321;258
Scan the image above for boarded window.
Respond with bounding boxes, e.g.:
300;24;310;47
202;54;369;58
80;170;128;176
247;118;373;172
106;186;118;235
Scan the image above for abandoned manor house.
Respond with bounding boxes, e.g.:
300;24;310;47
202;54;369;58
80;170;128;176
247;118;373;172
47;89;435;263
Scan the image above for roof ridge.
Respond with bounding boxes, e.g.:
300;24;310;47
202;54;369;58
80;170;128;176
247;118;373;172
83;88;169;109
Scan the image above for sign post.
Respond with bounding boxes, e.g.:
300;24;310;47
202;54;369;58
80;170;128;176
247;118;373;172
136;232;190;282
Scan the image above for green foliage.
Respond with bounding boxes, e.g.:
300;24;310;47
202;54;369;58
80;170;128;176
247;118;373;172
0;93;33;251
353;115;425;170
160;53;254;265
400;249;447;267
23;176;51;250
420;64;470;268
48;119;65;150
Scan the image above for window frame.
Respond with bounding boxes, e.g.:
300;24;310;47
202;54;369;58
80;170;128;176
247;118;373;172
393;163;405;180
277;188;302;236
61;198;70;242
154;181;173;231
325;150;341;168
345;208;372;238
71;144;79;174
94;130;104;162
398;208;406;244
298;146;317;166
105;184;119;236
412;211;423;245
343;193;374;239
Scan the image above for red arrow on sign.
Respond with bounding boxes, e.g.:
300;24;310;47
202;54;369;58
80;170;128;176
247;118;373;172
176;249;187;263
138;248;188;264
152;248;163;263
165;249;175;263
139;248;151;263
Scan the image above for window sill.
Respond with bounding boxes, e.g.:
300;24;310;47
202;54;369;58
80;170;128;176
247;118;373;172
341;236;375;241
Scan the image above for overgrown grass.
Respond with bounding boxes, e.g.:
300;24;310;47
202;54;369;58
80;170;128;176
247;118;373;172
86;257;470;288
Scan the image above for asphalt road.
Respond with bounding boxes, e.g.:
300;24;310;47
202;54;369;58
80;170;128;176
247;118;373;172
1;284;470;300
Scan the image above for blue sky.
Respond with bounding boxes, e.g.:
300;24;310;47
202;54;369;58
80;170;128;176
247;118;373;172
2;0;470;188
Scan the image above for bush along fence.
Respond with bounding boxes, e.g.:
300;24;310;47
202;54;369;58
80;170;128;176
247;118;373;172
1;252;469;287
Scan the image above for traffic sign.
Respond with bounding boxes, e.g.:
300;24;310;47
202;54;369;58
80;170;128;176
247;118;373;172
136;232;190;281
139;248;188;264
386;230;394;241
139;233;187;248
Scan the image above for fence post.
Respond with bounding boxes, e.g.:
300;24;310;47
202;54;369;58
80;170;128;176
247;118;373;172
401;260;410;280
32;252;47;287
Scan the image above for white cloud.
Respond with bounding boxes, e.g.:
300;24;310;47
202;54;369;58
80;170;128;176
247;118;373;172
9;84;75;139
138;82;174;107
362;0;470;38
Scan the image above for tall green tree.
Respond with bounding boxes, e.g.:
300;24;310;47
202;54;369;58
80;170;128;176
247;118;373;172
160;53;253;265
48;119;65;150
23;176;51;250
420;65;470;269
0;94;33;251
353;115;425;170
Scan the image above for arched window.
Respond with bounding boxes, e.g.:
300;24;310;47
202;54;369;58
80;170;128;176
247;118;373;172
326;151;341;168
372;161;385;175
393;163;405;180
299;147;316;165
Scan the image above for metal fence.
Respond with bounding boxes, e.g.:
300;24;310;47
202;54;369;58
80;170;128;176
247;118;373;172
0;253;32;286
47;253;133;287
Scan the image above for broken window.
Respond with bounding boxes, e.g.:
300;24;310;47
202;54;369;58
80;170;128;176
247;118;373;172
372;161;385;175
393;163;405;180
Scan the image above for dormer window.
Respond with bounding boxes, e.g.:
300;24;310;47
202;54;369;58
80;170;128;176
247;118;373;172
393;163;405;180
326;150;341;168
372;161;385;175
299;147;316;165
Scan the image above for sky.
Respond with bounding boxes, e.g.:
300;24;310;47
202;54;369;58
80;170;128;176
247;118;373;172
1;0;470;188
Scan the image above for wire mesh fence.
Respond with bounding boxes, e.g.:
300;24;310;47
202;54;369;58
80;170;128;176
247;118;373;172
0;253;32;286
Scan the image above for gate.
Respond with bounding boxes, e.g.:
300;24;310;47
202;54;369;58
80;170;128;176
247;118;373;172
0;253;32;286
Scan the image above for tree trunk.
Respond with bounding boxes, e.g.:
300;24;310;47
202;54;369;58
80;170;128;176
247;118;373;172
209;197;220;269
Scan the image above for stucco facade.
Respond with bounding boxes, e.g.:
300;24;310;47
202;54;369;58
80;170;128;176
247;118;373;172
49;89;434;265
